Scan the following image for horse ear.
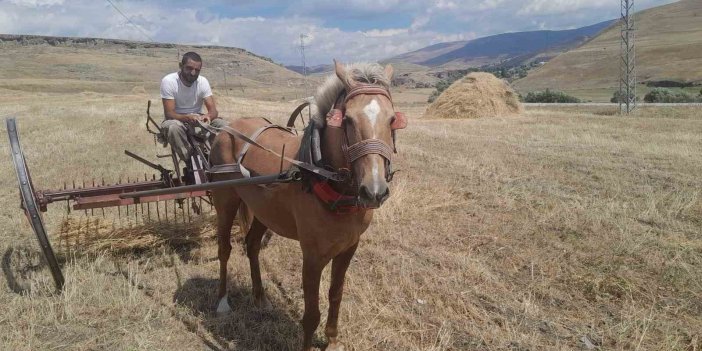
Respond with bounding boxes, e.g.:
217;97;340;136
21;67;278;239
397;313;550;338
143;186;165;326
384;64;394;81
334;59;356;88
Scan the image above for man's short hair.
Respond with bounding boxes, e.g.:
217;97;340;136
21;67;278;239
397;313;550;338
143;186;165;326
181;52;202;65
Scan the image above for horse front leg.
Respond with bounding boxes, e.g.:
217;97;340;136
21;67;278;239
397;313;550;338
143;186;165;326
325;243;358;351
301;254;329;351
212;190;240;314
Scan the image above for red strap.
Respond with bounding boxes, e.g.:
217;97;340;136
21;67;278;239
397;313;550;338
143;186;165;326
312;181;362;214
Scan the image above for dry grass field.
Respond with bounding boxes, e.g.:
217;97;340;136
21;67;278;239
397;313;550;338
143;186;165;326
1;82;701;351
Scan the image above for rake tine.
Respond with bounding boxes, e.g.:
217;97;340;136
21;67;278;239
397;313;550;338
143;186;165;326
101;207;105;218
72;180;76;189
186;198;191;223
147;202;151;222
173;200;177;223
64;182;67;190
164;201;168;222
118;205;121;219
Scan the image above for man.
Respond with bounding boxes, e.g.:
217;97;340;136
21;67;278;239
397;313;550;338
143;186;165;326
160;51;227;169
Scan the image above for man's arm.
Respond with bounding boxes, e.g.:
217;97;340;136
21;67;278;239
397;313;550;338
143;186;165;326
162;99;199;124
202;96;219;122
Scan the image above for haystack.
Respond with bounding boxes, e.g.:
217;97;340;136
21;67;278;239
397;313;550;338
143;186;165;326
424;72;522;119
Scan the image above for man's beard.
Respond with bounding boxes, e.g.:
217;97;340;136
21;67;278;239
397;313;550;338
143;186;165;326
180;71;198;84
184;74;198;84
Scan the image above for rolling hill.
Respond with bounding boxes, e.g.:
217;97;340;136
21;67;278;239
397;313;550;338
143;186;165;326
513;0;702;101
0;34;310;101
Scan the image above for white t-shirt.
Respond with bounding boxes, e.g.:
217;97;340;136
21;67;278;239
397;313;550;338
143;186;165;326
160;72;213;114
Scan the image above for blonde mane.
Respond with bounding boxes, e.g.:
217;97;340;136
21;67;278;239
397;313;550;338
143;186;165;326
310;62;391;126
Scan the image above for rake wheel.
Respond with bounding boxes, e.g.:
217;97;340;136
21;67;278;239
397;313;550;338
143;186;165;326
287;101;311;129
6;118;64;291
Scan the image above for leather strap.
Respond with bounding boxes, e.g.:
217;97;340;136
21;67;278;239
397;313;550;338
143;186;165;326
346;139;394;163
236;124;293;178
345;84;392;104
209;123;345;182
207;163;241;174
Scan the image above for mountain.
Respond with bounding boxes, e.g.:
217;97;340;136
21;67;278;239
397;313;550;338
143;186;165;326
285;64;333;75
387;20;614;69
513;0;702;101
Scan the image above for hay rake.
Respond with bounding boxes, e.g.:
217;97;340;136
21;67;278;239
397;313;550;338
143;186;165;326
6;101;313;291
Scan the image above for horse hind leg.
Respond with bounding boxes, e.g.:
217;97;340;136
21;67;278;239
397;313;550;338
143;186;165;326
246;217;272;309
212;187;240;314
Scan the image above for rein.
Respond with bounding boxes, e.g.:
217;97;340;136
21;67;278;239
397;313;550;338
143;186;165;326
201;121;345;182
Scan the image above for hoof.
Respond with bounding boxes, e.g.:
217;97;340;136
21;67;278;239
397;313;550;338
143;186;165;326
326;343;345;351
216;296;231;314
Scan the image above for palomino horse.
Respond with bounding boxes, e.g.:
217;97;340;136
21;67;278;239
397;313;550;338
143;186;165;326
209;60;406;351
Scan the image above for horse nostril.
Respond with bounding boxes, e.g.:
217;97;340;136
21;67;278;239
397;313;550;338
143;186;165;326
360;185;373;200
377;186;390;202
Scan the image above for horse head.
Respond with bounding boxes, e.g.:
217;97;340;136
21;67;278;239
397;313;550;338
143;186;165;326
325;60;406;209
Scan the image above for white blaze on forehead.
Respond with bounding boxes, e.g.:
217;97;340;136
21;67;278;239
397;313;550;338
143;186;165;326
363;99;381;128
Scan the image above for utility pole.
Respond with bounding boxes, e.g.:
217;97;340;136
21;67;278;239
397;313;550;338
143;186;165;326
300;34;308;77
619;0;636;115
299;33;311;97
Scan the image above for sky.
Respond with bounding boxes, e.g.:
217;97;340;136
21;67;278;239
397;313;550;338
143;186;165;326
0;0;678;66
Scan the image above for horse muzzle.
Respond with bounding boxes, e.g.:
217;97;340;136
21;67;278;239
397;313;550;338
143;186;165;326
359;181;390;209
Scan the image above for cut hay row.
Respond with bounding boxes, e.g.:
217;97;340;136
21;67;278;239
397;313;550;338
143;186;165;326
56;211;220;257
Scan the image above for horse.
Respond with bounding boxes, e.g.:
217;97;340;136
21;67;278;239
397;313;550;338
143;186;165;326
209;60;407;351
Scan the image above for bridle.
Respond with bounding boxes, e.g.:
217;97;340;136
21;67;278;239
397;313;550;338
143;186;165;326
325;83;407;183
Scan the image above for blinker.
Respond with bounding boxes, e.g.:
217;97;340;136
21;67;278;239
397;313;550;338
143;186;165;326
327;109;343;128
391;112;407;130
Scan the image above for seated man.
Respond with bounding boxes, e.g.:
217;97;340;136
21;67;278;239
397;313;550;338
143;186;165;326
160;51;227;173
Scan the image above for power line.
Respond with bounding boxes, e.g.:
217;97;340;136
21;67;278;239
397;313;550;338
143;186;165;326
104;0;156;43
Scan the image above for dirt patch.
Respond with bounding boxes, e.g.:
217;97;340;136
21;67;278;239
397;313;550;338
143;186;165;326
424;72;523;119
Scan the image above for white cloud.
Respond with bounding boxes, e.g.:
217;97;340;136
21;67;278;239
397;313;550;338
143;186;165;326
363;28;409;37
0;0;679;65
8;0;64;7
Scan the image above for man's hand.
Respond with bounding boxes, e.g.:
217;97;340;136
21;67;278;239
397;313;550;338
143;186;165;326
179;114;200;124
